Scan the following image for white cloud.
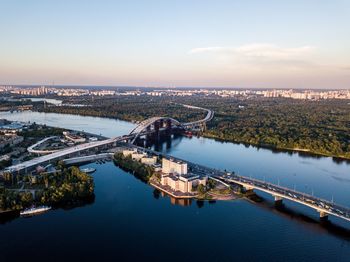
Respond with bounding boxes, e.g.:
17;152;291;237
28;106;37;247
235;44;314;59
189;43;316;68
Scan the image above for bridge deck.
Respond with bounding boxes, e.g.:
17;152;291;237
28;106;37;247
131;144;350;222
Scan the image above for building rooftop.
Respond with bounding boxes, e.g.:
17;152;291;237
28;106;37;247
180;173;199;181
166;157;187;165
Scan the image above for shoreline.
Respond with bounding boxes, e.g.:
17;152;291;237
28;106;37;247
2;109;349;161
202;133;350;161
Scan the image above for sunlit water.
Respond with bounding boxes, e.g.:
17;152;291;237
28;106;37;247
0;111;349;261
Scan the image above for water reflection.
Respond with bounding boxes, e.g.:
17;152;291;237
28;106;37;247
153;189;161;199
152;188;193;207
170;197;192;207
208;137;350;165
0;195;95;224
253;197;350;241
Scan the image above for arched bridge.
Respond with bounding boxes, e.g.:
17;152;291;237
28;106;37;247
181;104;214;128
4;105;214;174
128;117;183;143
128;105;214;144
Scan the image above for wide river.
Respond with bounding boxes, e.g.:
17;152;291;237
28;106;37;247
1;111;350;261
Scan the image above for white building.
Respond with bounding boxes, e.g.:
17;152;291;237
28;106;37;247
131;152;147;161
122;149;136;157
63;131;86;143
140;156;157;165
162;158;187;175
160;173;207;193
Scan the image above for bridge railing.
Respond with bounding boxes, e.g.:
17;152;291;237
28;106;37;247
225;174;350;216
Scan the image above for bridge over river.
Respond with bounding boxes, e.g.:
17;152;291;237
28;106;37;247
4;105;213;174
130;144;350;223
3;105;350;222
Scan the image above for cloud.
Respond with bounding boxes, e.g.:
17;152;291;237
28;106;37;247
189;43;314;57
235;44;314;59
189;43;316;68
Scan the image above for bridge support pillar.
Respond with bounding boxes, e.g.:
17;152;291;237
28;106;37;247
274;195;283;205
243;186;254;195
318;210;328;221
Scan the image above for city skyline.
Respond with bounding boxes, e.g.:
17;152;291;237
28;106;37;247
1;0;350;89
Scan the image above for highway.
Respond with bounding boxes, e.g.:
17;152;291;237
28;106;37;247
27;136;60;154
180;104;214;127
5;136;127;173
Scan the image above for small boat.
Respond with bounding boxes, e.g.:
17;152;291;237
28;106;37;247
81;167;96;174
183;131;193;138
20;206;51;217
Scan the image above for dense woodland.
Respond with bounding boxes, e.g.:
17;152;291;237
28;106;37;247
201;98;350;159
113;152;154;182
0;166;94;211
36;96;350;159
38;96;206;123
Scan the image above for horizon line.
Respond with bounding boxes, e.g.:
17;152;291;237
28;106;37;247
1;84;349;91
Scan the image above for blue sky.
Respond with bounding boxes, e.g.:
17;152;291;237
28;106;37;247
1;0;349;88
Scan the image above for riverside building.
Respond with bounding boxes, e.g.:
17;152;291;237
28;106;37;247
160;158;207;194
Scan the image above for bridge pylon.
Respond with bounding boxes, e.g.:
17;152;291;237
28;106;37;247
243;185;255;195
318;210;329;221
274;195;283;205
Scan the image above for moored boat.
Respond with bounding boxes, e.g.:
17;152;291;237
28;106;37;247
20;206;51;217
80;167;96;174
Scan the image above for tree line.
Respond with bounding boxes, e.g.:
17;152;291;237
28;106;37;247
35;96;350;159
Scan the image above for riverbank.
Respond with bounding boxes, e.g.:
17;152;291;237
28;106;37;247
0;166;94;213
114;151;238;201
203;132;350;161
30;104;350;160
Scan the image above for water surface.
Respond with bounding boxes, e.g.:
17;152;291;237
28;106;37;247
0;111;349;261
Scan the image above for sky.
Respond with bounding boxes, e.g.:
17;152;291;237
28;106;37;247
0;0;349;89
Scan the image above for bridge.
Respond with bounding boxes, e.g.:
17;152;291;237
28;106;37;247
219;175;350;221
187;159;350;222
128;117;183;144
27;136;60;155
63;153;113;165
128;105;214;143
4;105;214;174
3;105;350;223
181;104;214;129
128;144;350;222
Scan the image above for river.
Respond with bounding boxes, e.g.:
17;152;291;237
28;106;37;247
0;111;350;261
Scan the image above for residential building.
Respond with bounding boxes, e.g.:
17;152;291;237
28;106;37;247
63;131;86;143
140;156;157;165
131;152;147;161
122;149;136;157
160;173;207;193
162;158;187;175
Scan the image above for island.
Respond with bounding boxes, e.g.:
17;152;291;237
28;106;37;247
113;149;238;201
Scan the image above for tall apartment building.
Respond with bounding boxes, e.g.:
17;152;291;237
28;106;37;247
162;158;187;175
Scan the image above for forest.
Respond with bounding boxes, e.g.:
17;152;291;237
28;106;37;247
0;166;94;211
35;96;350;159
113;152;154;182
